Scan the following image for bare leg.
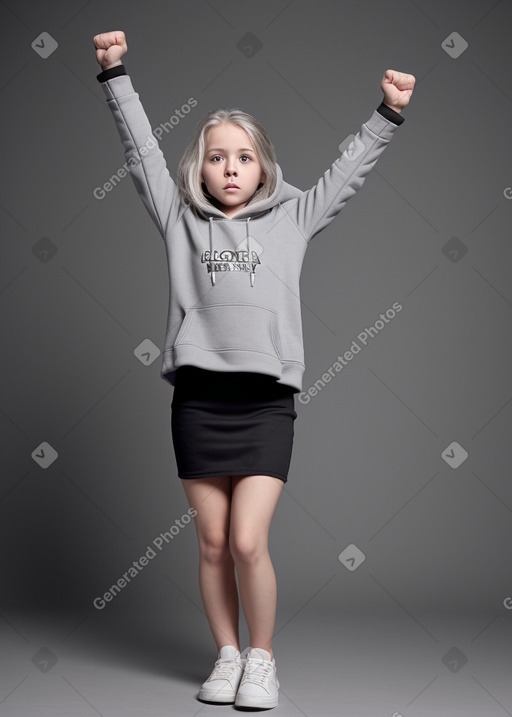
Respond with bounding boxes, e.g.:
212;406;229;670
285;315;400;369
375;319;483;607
181;476;240;652
229;475;285;660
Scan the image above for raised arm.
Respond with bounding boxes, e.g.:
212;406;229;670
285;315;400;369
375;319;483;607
93;31;181;238
282;69;415;243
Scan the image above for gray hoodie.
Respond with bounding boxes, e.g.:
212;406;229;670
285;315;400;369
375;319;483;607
96;65;404;393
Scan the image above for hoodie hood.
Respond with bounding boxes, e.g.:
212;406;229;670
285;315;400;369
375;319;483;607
204;163;303;287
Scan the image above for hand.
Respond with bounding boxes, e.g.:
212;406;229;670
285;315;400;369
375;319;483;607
380;69;415;113
93;30;128;70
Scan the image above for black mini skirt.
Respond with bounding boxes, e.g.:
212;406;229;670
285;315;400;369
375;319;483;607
170;366;297;483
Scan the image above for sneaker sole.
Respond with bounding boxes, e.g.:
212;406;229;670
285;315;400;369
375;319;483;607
198;689;236;703
235;692;279;708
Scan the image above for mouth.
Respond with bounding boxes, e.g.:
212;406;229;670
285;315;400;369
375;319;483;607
223;184;240;190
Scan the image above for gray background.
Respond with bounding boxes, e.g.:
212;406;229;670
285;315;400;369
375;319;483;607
1;0;512;715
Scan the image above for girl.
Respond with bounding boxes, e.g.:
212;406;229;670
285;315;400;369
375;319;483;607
93;29;415;710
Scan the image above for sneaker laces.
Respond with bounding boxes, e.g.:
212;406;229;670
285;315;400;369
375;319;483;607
206;658;238;682
206;650;247;682
242;657;273;687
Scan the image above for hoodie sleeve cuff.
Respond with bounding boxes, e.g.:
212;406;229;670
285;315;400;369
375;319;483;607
376;101;405;125
96;64;127;83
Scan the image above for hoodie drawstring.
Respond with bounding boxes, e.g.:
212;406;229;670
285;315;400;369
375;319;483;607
209;217;215;286
209;216;255;287
247;217;255;287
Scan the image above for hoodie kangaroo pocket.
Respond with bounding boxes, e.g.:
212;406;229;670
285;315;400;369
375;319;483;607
174;303;282;360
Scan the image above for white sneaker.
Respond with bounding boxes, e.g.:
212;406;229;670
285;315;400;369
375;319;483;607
234;647;280;709
198;645;250;703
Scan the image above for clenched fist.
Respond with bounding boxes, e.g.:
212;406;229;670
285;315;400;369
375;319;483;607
380;70;416;113
93;30;128;70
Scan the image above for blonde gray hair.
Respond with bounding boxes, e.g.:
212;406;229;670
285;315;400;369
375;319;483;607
177;107;278;219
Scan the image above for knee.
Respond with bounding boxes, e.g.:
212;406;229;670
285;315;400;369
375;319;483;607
229;533;266;564
199;533;231;563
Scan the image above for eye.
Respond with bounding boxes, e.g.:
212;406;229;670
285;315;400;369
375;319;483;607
209;154;252;162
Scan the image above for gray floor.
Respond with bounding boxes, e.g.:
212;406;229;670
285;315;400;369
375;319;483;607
0;608;510;716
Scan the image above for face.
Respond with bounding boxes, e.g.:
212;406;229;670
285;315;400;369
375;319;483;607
201;122;266;218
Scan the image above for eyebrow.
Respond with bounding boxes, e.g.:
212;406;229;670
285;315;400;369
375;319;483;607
206;147;255;153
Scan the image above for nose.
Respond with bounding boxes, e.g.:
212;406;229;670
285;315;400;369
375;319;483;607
225;159;237;176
